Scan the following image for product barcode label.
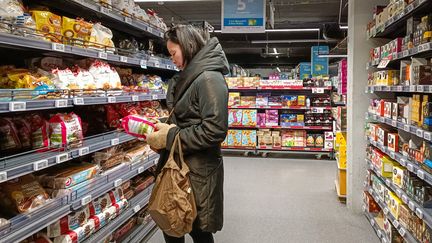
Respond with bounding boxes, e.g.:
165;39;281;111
417;170;425;180
393;220;399;228
154;61;160;68
79;147;89;156
137;166;144;174
9;101;26;111
403;50;410;57
140;60;147;69
419;43;431;52
107;97;116;103
111;138;119;146
98;52;108;60
409;201;415;211
34;159;48;171
134;205;141;213
396;86;403;92
55;99;68;108
383;208;389;215
100;6;110;14
416;208;424;219
114;179;123;187
56;153;69;163
132;95;139;102
73;98;84;105
409;85;416;92
417;85;425;92
0;172;7;183
124;17;132;24
407;163;414;172
120;56;128;63
152;94;158;100
52;43;65;52
398;227;406;236
391;120;397;127
424;131;432;141
81;195;92;205
404;124;410;132
417;129;424;137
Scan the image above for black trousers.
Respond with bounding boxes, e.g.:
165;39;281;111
163;225;214;243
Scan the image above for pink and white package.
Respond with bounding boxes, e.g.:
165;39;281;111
121;115;156;140
265;110;279;126
49;112;83;147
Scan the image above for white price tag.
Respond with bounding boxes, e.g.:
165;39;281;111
418;85;425;92
114;179;123;187
403;50;410;57
390;152;395;159
313;107;325;113
73;98;84;105
396;189;402;197
409;85;416;92
407;163;414;172
34;159;48;171
386;179;391;187
378;59;390;68
107;97;116;103
111;138;119;146
383;208;389;215
55;99;68;108
152;94;158;100
417;170;425;180
78;147;89;156
159;32;164;38
132;95;139;102
100;6;110;14
406;3;414;12
312;87;325;93
137;166;144;174
124;17;132;24
167;65;172;70
420;43;431;52
398;227;406;237
98;51;108;60
377;230;382;238
370;219;375;226
81;195;92;205
393;220;399;228
51;43;65;52
417;129;424;137
402;195;408;204
134;205;141;213
9;101;26;111
0;172;6;183
120;56;128;63
404;124;410;132
425;131;432;141
391;120;397;127
416;208;424;219
400;158;407;166
369;188;373;194
154;158;158;165
363;205;367;212
396;86;403;92
140;60;147;69
154;61;160;68
409;201;415;211
56;153;69;163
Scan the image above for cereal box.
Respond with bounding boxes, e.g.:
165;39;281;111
256;93;270;106
226;130;235;146
241;130;257;147
228;109;243;126
242;110;257;126
240;96;256;106
233;130;242;146
228;92;240;106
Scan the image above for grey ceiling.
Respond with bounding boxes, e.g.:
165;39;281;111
138;0;348;68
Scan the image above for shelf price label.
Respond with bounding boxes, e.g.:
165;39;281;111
152;94;159;100
9;101;26;111
399;158;407;166
154;158;159;165
370;219;375;226
140;60;147;69
417;169;425;180
312;87;325;93
389;152;395;159
417;85;425;92
396;189;402;198
377;230;382;238
120;56;128;63
312;107;324;113
100;6;110;14
401;195;408;204
416;129;424;137
424;131;432;141
107;97;116;103
166;64;172;70
132;95;139;102
406;3;414;12
81;195;92;205
55;99;68;108
73;98;85;105
78;147;89;156
134;205;141;213
391;120;397;127
393;220;399;228
409;85;416;92
114;179;123;187
404;124;410;132
403;50;409;57
0;172;7;183
409;201;416;211
137;166;144;174
407;163;414;172
154;61;161;68
111;138;119;146
398;227;406;237
34;159;48;171
98;51;108;60
52;43;65;52
124;17;132;24
416;208;424;219
56;153;69;164
383;208;389;215
396;86;403;92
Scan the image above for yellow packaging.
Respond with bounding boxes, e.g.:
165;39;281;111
62;17;92;46
296;114;304;123
297;96;306;106
31;11;62;42
336;152;346;169
388;191;402;220
380;156;396;178
392;165;405;188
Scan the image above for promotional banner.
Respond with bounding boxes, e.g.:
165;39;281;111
222;0;266;33
298;62;311;79
311;46;329;77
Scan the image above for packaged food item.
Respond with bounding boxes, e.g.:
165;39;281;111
88;60;122;89
257;113;266;126
240;96;256;106
137;206;151;224
265;110;279;126
232;130;242;146
315;134;324;147
306;134;315;147
47;207;90;238
123;145;149;163
49;112;83;147
88;23;115;52
123;188;134;200
90;212;107;232
111;217;136;242
31;10;62;42
52;220;94;243
256;93;270;106
228;109;243;126
108;187;124;204
93;146;125;171
121;115;156;140
61;17;92;46
241;130;257;147
0;0;24;20
38;163;99;189
0;174;49;215
132;175;154;193
273;136;282;148
0;118;21;154
228;92;240;107
241;110;257;126
12;118;32;150
112;0;135;15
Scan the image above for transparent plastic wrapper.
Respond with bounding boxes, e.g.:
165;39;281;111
88;23;115;52
47;206;90;238
49;112;83;147
121;115;156;140
93;146;125;171
37;163;99;189
0;0;24;19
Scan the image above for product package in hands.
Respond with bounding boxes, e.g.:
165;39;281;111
121;115;156;140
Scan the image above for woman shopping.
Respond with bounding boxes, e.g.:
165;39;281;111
147;24;229;243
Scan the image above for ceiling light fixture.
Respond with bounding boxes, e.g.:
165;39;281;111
251;39;337;44
276;67;281;72
212;28;320;33
273;48;277;53
317;54;348;58
276;56;279;59
339;25;348;29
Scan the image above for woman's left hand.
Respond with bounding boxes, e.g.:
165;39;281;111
147;123;177;150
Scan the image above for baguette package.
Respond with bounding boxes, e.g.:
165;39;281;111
47;207;90;238
38;163;99;189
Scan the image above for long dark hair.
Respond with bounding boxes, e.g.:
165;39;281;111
164;25;210;67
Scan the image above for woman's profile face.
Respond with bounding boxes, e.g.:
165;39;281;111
167;40;185;70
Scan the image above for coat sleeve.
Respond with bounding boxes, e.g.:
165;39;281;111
166;72;228;154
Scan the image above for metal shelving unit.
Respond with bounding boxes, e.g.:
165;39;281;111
366;85;432;93
228;105;332;111
363;209;390;243
228;86;333;91
120;220;157;243
228;125;333;130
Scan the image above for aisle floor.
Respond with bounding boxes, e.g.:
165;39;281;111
148;155;379;243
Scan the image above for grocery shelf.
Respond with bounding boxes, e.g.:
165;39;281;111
333;101;346;106
366;112;432;142
228;86;332;91
366;159;432;230
228;125;333;130
365;186;419;243
0;33;176;71
0;130;136;183
0;154;158;242
120;220;157;243
366;84;432;93
221;146;256;151
257;146;332;152
367;137;432;193
368;0;431;39
363;209;389;243
228;105;332;111
71;91;166;106
82;184;154;243
367;42;432;69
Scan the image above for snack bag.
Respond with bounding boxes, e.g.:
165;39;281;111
31;10;62;42
26;114;50;149
121;115;156;140
89;23;115;52
51;68;78;90
62;17;92;46
49;112;83;147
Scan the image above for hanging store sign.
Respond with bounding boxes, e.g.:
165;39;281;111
222;0;266;33
311;46;329;77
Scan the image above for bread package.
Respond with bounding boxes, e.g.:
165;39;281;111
53;218;95;243
47;207;90;238
38;163;99;189
0;174;49;215
49;112;83;147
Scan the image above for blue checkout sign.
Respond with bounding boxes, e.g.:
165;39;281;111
222;0;266;33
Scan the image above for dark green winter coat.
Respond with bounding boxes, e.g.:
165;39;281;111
157;37;229;233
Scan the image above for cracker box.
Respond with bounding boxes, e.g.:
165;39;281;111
256;93;270;106
268;96;282;106
257;113;266;126
228;109;243;126
228;92;240;107
384;101;392;118
226;130;235;146
392;165;405;188
241;130;257;147
242;110;257;126
387;133;399;152
233;130;242;146
240;96;256;106
265;110;279;126
282;95;298;107
281;131;294;147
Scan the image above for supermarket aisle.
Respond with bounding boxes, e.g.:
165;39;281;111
148;156;378;243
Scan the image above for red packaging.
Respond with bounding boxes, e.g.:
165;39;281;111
106;105;122;128
49;112;83;147
26;114;50;149
112;217;136;242
0;118;21;153
13;118;32;150
121;115;156;139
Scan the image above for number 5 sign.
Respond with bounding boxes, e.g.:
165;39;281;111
222;0;266;33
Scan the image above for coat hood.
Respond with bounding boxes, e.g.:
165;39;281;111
173;37;229;104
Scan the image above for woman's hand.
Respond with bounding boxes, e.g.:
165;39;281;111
147;123;177;150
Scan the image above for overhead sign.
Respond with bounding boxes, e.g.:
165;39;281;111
222;0;266;33
311;46;329;77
